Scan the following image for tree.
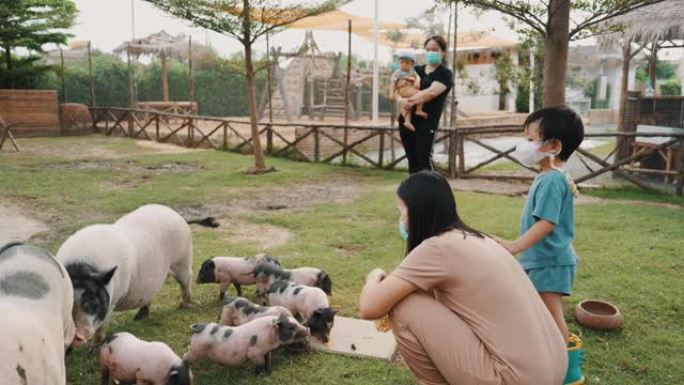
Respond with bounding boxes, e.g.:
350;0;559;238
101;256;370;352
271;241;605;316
144;0;348;173
443;0;664;107
493;51;518;110
0;0;77;88
405;5;448;37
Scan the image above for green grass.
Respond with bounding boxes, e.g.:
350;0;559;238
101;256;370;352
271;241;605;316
2;135;683;385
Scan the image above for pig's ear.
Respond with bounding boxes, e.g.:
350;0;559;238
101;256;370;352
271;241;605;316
96;266;117;285
190;323;208;334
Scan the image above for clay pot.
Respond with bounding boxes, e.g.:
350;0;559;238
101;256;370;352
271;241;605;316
574;299;623;330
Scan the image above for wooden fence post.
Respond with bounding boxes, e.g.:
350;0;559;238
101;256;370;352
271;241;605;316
343;126;349;165
314;127;320;162
222;122;228;150
266;124;273;154
155;115;160;141
378;130;385;168
677;138;684;196
127;110;134;138
188;117;194;147
448;128;458;178
457;130;465;175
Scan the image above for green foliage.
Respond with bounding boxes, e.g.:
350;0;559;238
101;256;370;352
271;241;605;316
656;61;677;80
660;78;681;96
405;4;448;37
493;51;518;96
0;0;77;88
584;77;612;109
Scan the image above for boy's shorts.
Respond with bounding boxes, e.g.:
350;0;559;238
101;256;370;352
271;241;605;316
525;264;576;296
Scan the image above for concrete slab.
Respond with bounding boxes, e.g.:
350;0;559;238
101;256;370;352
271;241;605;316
308;316;397;360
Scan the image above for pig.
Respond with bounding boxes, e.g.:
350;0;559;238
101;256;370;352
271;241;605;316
252;262;332;298
0;242;76;385
184;316;309;374
196;254;281;299
56;204;217;345
266;280;336;343
219;296;293;326
99;332;192;385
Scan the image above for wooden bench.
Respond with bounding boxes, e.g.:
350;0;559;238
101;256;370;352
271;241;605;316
0;116;20;152
627;125;684;183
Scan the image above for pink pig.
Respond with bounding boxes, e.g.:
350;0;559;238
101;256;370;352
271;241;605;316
196;254;280;299
99;332;191;385
184;315;309;374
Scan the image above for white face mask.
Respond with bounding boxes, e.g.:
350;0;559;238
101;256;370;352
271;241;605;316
513;140;559;167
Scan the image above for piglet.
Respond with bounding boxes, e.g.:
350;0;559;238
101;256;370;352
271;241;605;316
267;280;336;343
253;262;332;298
219;296;293;326
99;332;191;385
184;316;309;374
196;254;280;299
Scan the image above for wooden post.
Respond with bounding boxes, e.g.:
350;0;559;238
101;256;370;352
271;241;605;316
450;1;458;128
188;117;194;147
222;122;228;150
449;128;458;178
345;20;352;126
314;127;320;162
188;36;195;110
458;130;465;175
378;130;385;168
266;33;273;123
677;138;684;196
60;47;67;103
617;38;631;161
87;41;96;108
155;114;160;140
443;3;452;128
266;124;273;154
127;46;135;138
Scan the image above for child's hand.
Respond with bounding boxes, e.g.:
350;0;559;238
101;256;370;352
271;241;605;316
493;236;519;255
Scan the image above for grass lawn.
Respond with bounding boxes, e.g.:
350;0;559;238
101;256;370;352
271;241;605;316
1;135;683;385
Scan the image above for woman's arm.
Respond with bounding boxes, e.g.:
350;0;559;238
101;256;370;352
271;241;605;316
406;80;447;106
358;268;417;320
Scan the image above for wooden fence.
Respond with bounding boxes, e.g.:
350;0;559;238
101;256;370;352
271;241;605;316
89;107;684;196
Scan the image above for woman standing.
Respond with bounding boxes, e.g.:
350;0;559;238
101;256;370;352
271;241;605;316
359;171;567;385
397;36;453;173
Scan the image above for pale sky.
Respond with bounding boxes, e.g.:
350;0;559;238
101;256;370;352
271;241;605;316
68;0;518;62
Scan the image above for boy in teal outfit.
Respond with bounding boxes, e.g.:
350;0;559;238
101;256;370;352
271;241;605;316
497;106;586;385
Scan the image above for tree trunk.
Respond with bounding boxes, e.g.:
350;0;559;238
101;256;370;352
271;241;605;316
542;0;570;107
648;41;657;93
498;88;506;110
243;0;266;171
161;53;169;102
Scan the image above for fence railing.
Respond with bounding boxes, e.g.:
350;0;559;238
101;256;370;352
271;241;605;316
89;107;684;196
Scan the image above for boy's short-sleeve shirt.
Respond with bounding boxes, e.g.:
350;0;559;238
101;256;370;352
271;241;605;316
519;169;578;269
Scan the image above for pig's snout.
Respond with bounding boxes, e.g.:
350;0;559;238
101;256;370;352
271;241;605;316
72;333;87;347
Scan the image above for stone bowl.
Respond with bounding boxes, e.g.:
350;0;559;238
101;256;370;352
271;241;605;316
574;299;623;330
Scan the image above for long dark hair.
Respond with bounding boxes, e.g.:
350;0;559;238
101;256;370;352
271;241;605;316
397;171;483;252
424;35;448;65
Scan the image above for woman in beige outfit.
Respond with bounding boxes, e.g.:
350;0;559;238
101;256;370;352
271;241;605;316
359;171;567;385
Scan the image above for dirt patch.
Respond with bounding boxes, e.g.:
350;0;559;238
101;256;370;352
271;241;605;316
180;181;363;217
449;178;530;197
213;219;293;250
47;160;201;173
0;204;49;244
135;140;204;154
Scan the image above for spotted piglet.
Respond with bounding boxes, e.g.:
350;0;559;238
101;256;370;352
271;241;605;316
196;254;280;299
219;296;293;326
253;262;332;300
267;280;336;343
184;316;309;374
99;332;192;385
0;243;76;385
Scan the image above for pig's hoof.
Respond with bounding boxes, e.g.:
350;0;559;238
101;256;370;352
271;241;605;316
179;301;191;309
133;305;150;320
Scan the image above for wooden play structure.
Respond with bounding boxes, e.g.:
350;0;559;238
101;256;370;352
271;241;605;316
259;31;355;122
0;115;20;152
